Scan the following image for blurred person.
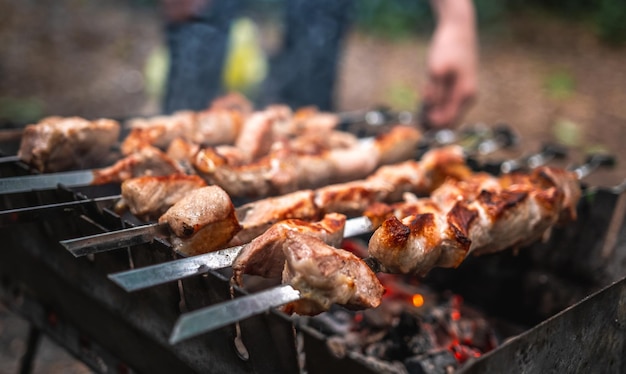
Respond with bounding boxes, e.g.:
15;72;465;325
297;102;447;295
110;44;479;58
160;0;477;128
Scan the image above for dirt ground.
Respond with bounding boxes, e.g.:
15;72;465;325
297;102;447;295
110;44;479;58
0;2;625;372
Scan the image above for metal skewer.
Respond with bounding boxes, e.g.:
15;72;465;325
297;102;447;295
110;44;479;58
0;194;121;226
167;152;616;345
0;155;21;164
61;222;169;258
0;169;97;195
107;216;375;292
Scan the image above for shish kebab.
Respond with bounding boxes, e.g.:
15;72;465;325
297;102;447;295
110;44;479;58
0;96;361;194
61;128;516;258
0;120;493;226
107;143;566;293
167;155;614;344
60;143;468;257
60;127;517;258
0;127;527;228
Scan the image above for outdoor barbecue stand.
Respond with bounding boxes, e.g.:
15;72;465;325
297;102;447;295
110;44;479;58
0;118;624;373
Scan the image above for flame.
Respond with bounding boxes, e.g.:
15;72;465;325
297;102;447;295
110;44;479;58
451;310;461;321
411;293;425;308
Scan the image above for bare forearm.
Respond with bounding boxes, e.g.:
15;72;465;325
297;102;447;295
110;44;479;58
429;0;476;29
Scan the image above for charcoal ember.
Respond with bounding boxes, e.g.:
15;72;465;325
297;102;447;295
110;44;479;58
382;312;423;360
404;349;457;374
406;325;436;356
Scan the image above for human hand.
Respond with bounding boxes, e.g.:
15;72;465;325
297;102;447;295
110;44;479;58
423;3;478;128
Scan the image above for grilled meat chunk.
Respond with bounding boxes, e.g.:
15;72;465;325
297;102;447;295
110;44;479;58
18;116;120;172
92;145;184;185
368;166;581;276
121;111;196;155
230;190;321;245
313;145;471;216
120;174;206;221
281;231;384;316
231;213;382;316
194;125;422;198
159;186;242;256
232;213;347;285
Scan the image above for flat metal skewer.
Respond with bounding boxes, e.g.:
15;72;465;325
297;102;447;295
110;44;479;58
0;169;96;195
0;155;21;164
108;216;375;292
61;222;168;257
169;284;301;344
0;194;120;226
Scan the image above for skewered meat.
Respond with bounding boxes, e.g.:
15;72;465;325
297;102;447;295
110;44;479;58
286;106;340;135
232;213;347;285
206;91;254;115
230;189;320;245
121;111;196;155
119;174;207;221
92;145;184;185
159;186;241;257
194;125;422;198
368;166;581;276
281;231;384;316
314;145;471;216
231;213;383;316
17;116;121;172
121;107;245;155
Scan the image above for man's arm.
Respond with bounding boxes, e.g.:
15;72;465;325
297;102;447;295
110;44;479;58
423;0;478;128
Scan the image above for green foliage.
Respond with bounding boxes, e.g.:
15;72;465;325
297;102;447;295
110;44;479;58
352;0;507;39
352;0;626;44
353;0;434;40
544;70;576;100
595;0;626;45
508;0;626;44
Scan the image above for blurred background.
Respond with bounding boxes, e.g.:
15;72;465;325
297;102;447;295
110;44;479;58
0;1;625;370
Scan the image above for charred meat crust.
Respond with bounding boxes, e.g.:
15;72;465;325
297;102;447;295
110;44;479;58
446;202;478;251
475;189;529;221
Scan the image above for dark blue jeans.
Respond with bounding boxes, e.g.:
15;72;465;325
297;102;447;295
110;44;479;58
163;0;354;113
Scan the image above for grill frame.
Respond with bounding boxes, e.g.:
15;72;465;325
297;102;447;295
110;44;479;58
1;136;625;373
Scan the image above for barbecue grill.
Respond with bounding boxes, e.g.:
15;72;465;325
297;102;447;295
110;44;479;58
0;119;624;374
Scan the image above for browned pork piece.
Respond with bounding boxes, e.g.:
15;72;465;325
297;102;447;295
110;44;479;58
368;166;581;276
207;91;254;115
159;185;241;256
232;213;347;285
314;145;471;216
229;189;321;246
119;174;207;221
281;232;384;315
194;125;422;198
121;111;196;155
284;106;340;135
121;107;246;155
92;145;184;185
17;116;121;172
231;214;383;316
